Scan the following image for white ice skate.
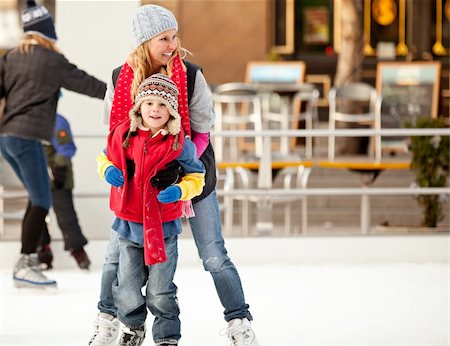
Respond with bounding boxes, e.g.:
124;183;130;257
227;318;260;346
88;314;120;346
13;254;57;288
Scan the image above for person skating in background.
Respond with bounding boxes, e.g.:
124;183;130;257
0;0;106;288
36;112;91;270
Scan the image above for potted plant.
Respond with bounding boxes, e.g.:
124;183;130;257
408;117;450;227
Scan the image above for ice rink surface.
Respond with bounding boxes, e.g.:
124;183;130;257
0;236;448;346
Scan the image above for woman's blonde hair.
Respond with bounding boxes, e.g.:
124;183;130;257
18;33;59;54
130;37;191;101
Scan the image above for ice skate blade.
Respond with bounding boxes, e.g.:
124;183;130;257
13;278;57;290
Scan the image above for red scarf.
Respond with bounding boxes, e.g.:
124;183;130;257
109;56;191;136
109;63;134;131
170;56;191;137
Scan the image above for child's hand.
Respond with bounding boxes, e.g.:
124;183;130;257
157;185;181;203
105;166;124;187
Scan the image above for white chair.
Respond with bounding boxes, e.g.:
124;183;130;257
213;83;311;235
224;165;311;235
260;83;319;159
289;84;320;159
212;83;263;162
328;83;382;161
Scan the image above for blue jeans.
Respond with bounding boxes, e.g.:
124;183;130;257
98;191;252;322
98;229;120;317
188;191;251;322
113;234;180;343
0;136;51;209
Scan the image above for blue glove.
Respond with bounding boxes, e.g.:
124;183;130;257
157;185;182;204
105;166;124;187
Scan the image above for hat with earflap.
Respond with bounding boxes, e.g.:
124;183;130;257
22;0;57;41
123;73;181;149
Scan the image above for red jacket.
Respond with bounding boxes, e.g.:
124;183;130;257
107;119;185;265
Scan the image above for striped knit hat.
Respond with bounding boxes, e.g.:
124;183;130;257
128;73;181;137
22;0;57;41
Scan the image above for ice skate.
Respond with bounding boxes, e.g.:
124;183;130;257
118;325;145;346
227;318;259;346
13;254;57;288
88;314;120;346
71;247;91;270
37;244;53;270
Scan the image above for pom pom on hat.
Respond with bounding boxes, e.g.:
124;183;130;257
132;5;178;47
22;0;57;41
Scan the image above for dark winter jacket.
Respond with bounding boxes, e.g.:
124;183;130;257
0;45;106;142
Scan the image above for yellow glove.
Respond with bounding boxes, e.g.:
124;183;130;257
96;150;114;180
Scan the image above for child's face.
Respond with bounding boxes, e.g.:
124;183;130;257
140;100;171;132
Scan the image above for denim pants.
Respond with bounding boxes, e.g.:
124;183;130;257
0;136;51;209
98;191;252;322
113;234;180;343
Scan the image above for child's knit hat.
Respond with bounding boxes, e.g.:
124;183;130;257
132;5;178;47
22;0;57;41
128;73;181;136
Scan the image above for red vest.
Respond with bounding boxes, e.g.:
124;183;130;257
107;119;184;265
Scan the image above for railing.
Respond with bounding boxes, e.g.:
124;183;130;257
1;129;449;236
211;128;450;234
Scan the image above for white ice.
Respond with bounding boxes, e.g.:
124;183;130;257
0;236;448;346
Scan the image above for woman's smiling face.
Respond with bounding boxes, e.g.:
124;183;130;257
146;29;178;69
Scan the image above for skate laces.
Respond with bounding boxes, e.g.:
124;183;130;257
16;254;38;269
226;319;254;346
88;317;119;346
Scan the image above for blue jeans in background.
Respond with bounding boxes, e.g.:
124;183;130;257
0;135;51;209
97;191;252;323
113;234;180;343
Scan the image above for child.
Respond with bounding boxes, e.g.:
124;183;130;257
37;113;91;270
97;73;205;346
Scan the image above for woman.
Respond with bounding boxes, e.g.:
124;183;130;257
0;0;106;288
89;4;259;346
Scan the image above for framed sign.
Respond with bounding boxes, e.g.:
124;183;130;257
303;7;330;45
245;61;306;84
376;61;441;151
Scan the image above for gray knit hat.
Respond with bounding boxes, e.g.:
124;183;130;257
132;5;178;47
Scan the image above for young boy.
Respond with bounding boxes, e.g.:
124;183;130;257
97;73;205;346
